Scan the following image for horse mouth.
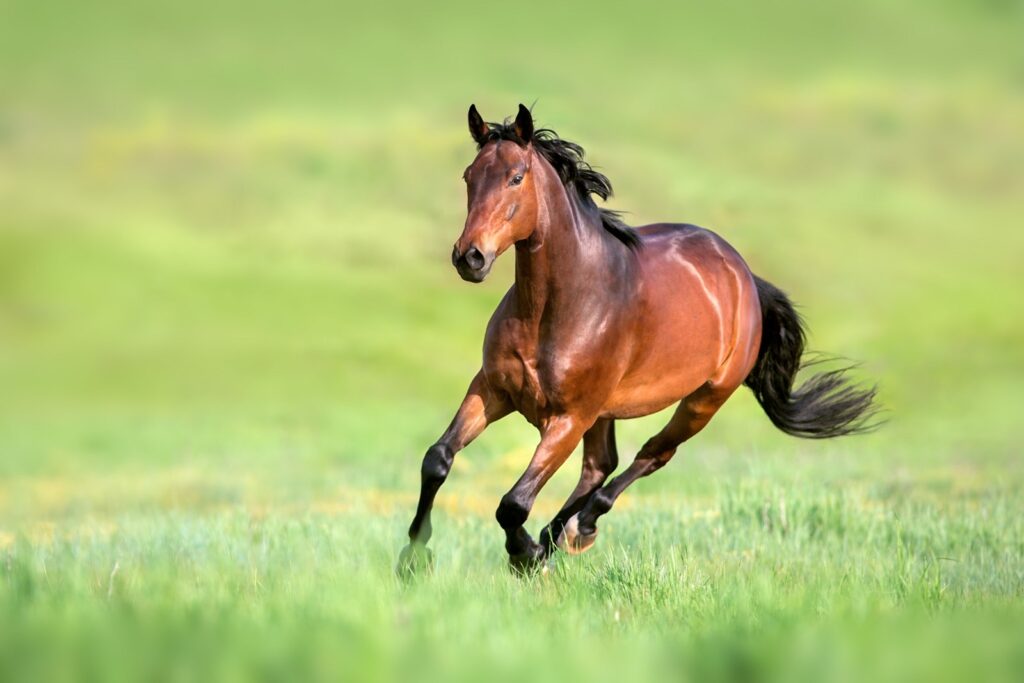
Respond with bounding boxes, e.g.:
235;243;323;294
455;260;492;283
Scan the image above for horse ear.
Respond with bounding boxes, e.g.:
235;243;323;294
468;104;489;146
513;103;534;144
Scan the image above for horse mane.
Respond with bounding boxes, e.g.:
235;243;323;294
477;121;642;250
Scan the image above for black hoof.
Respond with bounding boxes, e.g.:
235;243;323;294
396;543;434;581
508;542;546;577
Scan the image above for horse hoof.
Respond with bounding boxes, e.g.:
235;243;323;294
556;513;598;555
395;543;434;581
508;544;546;577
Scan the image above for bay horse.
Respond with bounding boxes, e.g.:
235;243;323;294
398;104;877;576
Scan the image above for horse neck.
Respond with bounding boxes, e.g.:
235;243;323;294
513;173;628;321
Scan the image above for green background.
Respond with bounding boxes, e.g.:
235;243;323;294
1;1;1022;681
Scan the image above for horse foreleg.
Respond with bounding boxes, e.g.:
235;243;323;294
397;371;510;578
495;414;592;574
538;418;618;557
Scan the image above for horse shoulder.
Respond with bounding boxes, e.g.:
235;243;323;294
481;287;536;404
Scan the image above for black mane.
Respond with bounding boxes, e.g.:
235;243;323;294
477;121;642;250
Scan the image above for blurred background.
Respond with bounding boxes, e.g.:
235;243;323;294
1;0;1022;681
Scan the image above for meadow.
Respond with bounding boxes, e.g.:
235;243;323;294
1;0;1023;681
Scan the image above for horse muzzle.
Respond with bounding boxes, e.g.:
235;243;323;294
452;245;494;283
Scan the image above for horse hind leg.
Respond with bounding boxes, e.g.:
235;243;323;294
558;383;733;554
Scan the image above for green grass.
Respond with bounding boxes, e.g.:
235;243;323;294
1;0;1023;681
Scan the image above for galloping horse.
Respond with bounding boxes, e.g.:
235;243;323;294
398;104;877;575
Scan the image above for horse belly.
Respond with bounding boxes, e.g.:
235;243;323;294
603;325;721;418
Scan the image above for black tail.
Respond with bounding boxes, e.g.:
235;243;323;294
744;276;880;438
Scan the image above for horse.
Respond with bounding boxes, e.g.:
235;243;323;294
397;104;878;576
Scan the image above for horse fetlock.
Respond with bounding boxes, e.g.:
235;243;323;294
420;443;454;483
407;515;432;543
589;488;615;515
495;494;530;530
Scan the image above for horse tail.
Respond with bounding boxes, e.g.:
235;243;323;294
744;275;880;438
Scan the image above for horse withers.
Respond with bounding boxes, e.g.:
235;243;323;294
397;104;877;576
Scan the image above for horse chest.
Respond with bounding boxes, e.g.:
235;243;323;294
482;322;564;421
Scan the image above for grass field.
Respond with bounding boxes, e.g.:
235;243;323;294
2;1;1023;681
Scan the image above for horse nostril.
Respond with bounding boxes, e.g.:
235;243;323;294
464;247;485;270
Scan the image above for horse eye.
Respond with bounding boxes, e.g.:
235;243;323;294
510;174;524;186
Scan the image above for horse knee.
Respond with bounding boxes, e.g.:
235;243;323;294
495;493;530;530
420;444;454;485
